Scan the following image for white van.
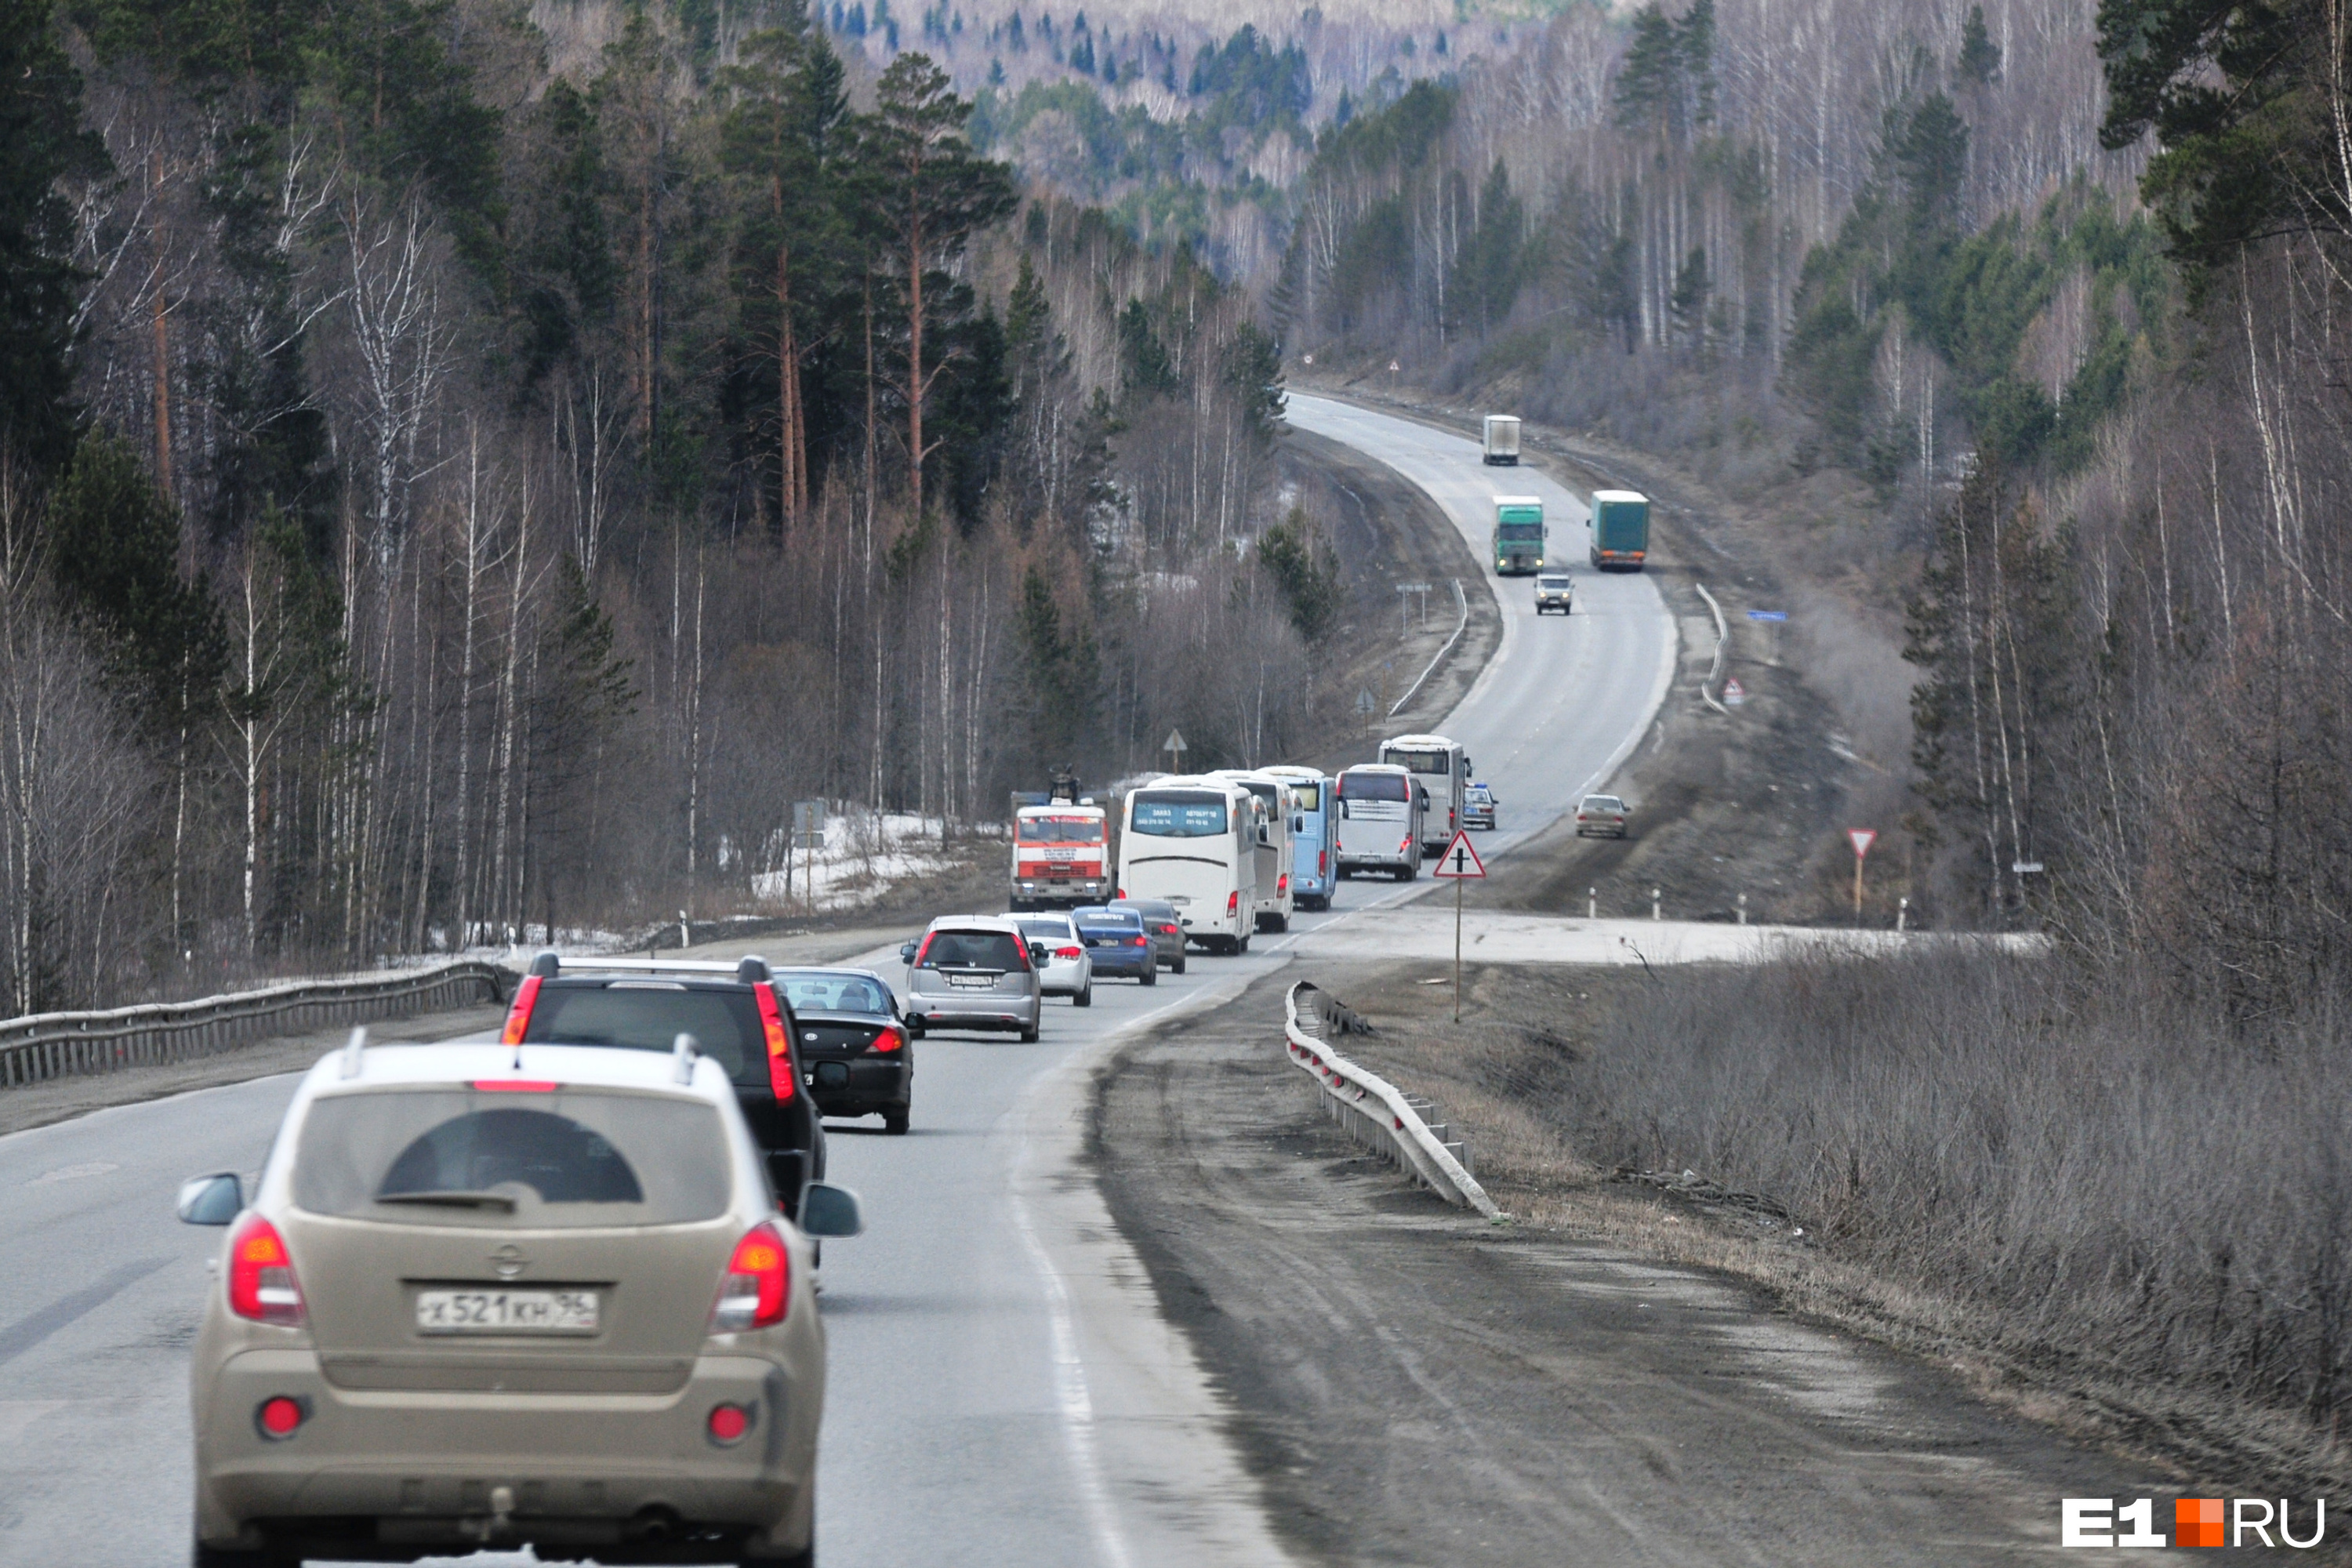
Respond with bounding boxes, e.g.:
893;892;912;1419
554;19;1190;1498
1117;776;1261;955
1205;769;1298;932
1379;733;1472;853
1334;764;1425;880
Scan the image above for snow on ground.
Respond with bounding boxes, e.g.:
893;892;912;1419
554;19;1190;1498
750;808;1001;913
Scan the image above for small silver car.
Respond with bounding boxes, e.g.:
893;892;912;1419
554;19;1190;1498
181;1036;862;1568
1013;912;1094;1006
1534;572;1574;614
898;916;1046;1041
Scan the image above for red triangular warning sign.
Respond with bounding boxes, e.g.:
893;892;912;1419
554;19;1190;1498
1432;829;1486;879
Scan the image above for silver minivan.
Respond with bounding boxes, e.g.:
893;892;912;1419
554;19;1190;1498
180;1036;863;1568
898;916;1047;1041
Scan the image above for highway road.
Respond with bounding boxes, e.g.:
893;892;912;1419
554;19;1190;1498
0;396;1678;1566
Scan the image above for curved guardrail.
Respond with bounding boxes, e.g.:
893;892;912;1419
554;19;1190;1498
0;962;512;1088
1283;981;1501;1219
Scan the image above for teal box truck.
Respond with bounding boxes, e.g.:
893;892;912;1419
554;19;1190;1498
1490;495;1546;574
1588;489;1650;569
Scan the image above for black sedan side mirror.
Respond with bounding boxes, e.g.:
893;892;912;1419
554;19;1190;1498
800;1182;865;1238
177;1172;242;1225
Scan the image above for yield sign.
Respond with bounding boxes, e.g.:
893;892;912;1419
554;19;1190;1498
1433;830;1486;879
1848;829;1878;858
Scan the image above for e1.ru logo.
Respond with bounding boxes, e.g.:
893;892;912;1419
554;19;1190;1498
2063;1497;2327;1548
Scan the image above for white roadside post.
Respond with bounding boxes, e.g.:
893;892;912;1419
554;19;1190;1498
1849;828;1878;923
1433;829;1487;1023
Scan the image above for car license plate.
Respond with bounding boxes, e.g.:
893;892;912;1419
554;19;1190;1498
415;1289;598;1334
947;972;995;988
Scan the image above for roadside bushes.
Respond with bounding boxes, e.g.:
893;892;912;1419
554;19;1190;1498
1583;948;2352;1439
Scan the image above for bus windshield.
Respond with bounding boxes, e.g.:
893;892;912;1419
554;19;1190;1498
1384;750;1451;775
1018;815;1103;844
1129;791;1229;837
1286;782;1321;811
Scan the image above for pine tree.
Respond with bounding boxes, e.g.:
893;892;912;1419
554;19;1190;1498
1958;5;2002;85
0;0;107;477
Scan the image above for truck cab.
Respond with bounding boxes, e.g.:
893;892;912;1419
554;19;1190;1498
1011;803;1111;909
1491;495;1546;575
1261;765;1334;911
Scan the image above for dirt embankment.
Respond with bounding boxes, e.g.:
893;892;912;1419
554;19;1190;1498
1303;379;1926;927
1091;965;2190;1566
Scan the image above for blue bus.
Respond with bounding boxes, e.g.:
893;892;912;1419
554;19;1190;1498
1263;766;1336;910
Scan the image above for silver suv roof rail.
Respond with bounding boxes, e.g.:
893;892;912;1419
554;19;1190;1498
524;951;773;983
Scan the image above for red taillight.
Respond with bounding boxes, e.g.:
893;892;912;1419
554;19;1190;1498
870;1027;905;1053
471;1079;559;1092
227;1215;305;1327
1054;945;1083;960
1318;851;1327;875
1133;935;1149;946
256;1396;305;1439
1226;890;1240;916
912;933;935;966
711;1221;790;1331
1400;837;1412;852
1160;924;1178;935
1277;873;1288;895
754;985;795;1102
1115;887;1125;898
708;1403;752;1444
500;974;542;1045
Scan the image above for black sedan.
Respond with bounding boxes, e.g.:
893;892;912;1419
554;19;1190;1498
775;967;916;1134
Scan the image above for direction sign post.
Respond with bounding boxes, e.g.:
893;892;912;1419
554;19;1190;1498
1848;829;1878;923
1432;829;1487;1021
1163;728;1189;774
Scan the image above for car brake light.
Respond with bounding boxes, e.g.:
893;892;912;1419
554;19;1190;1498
500;975;542;1044
1319;851;1327;875
912;934;935;966
708;1403;752;1444
1226;891;1239;916
1400;837;1412;852
1054;946;1083;960
754;985;796;1102
870;1027;905;1053
256;1396;306;1439
711;1221;790;1331
1116;887;1125;898
1277;873;1288;895
471;1079;559;1092
227;1215;305;1327
1134;935;1149;946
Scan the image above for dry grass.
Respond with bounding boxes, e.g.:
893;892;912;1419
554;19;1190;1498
1308;953;2352;1499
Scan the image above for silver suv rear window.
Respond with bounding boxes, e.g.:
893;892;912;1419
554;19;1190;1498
293;1088;731;1229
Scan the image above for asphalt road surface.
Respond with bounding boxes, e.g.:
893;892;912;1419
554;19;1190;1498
0;399;1690;1566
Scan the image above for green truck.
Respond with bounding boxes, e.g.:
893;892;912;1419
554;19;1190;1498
1490;495;1546;574
1588;489;1651;570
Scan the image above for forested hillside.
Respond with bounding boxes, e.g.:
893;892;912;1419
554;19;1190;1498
1272;0;2352;1025
0;0;1319;1009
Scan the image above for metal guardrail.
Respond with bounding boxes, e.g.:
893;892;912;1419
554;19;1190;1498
0;962;513;1089
1389;577;1472;718
1283;981;1501;1219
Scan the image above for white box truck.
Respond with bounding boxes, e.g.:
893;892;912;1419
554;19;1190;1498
1482;415;1521;465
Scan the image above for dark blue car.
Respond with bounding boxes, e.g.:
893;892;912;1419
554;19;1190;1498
1071;906;1158;985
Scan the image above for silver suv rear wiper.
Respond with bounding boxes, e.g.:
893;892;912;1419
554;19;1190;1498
375;1190;519;1212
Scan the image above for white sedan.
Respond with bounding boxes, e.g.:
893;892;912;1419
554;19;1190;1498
1013;913;1095;1006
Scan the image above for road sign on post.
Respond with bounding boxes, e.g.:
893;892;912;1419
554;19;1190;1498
1848;829;1878;923
1433;831;1486;1021
1162;728;1189;773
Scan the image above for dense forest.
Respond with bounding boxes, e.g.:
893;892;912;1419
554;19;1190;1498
1272;0;2352;1025
0;0;1320;1009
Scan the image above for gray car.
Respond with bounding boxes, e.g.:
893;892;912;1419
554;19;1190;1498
180;1036;863;1568
898;916;1047;1041
1110;898;1188;973
1534;572;1573;613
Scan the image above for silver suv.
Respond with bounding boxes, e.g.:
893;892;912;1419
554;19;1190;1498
180;1035;862;1568
898;916;1046;1040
